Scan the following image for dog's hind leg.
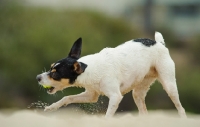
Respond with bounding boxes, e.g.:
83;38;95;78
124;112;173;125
132;77;156;115
156;56;187;118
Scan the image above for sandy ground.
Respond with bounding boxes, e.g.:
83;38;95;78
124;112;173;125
0;109;200;127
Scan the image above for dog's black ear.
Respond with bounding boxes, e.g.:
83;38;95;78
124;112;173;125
68;38;82;59
73;62;87;74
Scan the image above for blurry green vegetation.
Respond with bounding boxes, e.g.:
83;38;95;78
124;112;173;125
0;5;140;108
0;4;200;114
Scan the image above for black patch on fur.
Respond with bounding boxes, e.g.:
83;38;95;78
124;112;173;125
43;37;87;84
48;57;87;84
133;38;156;47
47;37;87;84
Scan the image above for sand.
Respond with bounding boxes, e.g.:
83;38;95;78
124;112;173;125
0;109;200;127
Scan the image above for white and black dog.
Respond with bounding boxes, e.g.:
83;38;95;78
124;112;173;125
36;32;186;118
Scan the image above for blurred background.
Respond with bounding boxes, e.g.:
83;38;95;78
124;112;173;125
0;0;200;114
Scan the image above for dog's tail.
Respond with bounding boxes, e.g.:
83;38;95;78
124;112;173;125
155;31;165;46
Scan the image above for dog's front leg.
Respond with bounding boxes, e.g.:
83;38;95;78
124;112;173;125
101;79;123;117
105;94;123;117
44;90;99;111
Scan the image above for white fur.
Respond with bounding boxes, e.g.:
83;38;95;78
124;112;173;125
44;32;186;118
39;72;51;85
53;63;60;68
155;31;165;45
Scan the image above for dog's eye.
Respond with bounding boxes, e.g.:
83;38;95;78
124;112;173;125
50;72;60;80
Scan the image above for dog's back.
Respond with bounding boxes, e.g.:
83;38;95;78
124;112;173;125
77;32;167;94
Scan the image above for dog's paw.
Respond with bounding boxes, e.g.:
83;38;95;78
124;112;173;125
44;103;60;112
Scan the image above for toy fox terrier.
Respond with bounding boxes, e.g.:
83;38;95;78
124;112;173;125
36;32;186;118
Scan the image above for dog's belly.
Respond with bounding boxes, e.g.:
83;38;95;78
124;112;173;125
120;67;157;95
120;82;139;95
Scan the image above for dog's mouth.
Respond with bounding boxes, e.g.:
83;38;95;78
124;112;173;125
46;86;55;93
42;85;55;94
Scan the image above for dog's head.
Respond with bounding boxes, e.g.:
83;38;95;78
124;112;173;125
36;38;87;94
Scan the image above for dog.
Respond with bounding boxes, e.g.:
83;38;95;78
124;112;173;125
36;32;186;118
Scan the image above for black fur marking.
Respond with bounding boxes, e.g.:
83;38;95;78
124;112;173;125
68;38;82;59
47;37;87;84
49;57;87;84
133;38;156;47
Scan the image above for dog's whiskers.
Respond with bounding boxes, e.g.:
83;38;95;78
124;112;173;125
42;67;47;73
39;85;42;91
52;93;57;97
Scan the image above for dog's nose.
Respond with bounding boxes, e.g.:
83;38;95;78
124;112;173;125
36;75;42;82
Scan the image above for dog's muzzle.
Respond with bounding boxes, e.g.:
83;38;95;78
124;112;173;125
36;75;42;82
